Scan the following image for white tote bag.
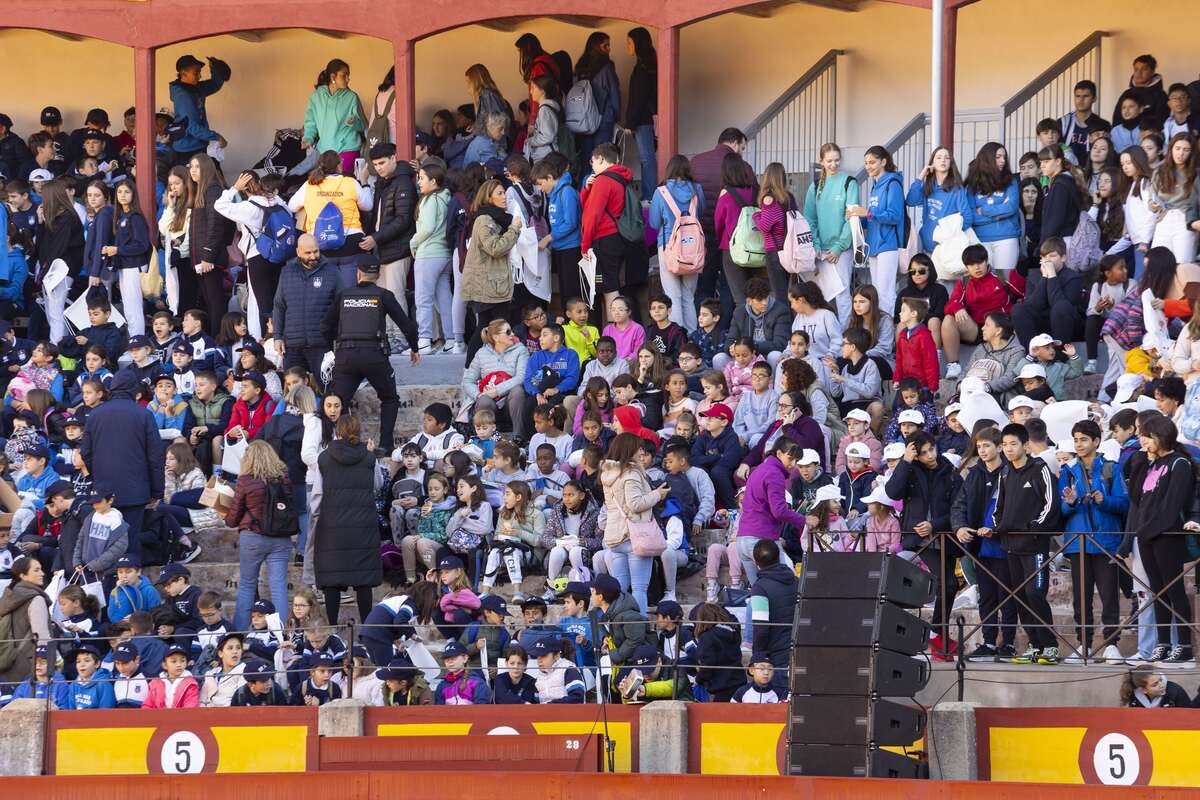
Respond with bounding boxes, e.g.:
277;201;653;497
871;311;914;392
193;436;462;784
220;437;250;476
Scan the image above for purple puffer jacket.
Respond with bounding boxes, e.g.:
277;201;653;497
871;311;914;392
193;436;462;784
738;455;808;541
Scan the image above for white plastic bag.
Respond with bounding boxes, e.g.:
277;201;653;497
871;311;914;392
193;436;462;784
930;213;980;281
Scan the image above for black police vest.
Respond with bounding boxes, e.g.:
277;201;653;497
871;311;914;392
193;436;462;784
336;284;386;345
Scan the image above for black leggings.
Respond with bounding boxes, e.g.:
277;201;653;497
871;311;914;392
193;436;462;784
323;586;374;626
1085;313;1105;361
246;254;281;335
194;263;228;335
173;251;200;318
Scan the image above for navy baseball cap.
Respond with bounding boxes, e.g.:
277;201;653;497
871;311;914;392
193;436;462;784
153;373;177;387
0;321;12;337
127;334;151;350
241;371;267;390
479;595;510;616
175;54;205;72
251;599;276;615
81;129;106;143
437;555;464;571
654;600;683;620
82;483;117;504
592;574;620;597
113;641;140;662
351;645;370;661
243;660;274;681
75;642;102;659
311;653;337;668
47;481;75;502
376;654;417;681
40;107;63;126
61;415;83;428
172;341;192;355
35;645;49;659
526;636;561;658
519;595;548;610
628;644;659;668
22;443;49;460
115;554;142;569
164;643;189;659
154;563;191;585
216;632;244;649
749;651;772;666
414;130;433;149
241;340;265;357
441;640;467;658
558;581;591;598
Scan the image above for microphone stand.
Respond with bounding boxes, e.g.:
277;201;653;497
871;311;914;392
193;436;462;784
589;608;616;773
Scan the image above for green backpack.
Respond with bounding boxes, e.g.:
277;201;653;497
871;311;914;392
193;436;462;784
598;171;645;244
728;191;766;268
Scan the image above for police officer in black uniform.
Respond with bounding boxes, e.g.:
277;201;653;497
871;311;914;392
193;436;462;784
320;260;420;454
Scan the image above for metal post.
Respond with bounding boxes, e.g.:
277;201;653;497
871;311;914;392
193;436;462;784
955;616;965;702
931;0;944;149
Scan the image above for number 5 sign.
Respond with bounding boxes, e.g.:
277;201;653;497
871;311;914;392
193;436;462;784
1079;729;1153;785
148;729;220;774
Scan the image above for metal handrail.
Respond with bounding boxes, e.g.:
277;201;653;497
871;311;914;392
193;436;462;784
1000;31;1110;115
744;49;845;138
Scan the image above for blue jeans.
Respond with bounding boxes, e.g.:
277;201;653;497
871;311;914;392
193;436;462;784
634;125;657;202
235;531;293;630
296;485;312;558
606;540;654;613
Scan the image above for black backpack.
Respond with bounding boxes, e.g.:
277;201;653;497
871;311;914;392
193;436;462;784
250;479;301;538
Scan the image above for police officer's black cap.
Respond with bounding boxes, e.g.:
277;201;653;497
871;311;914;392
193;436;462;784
358;261;381;276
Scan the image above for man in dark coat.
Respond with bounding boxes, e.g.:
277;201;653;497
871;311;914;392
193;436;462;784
312;422;380;625
80;369;164;561
363;144;417;318
885;430;963;660
272;234;340;385
749;539;797;696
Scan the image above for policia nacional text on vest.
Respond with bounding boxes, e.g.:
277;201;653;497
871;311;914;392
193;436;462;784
321;264;420;452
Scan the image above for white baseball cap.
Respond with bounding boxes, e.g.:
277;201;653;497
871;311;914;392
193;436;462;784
1028;333;1061;354
1018;363;1047;380
845;442;871;460
1112;373;1144;405
797;448;821;466
860;486;897;508
28;168;54;182
897;409;924;425
844;408;871;424
1007;395;1035;411
813;484;843;503
883;442;906;460
944;402;962;416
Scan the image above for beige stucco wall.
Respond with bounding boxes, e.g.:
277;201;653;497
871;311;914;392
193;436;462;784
1;0;1199;176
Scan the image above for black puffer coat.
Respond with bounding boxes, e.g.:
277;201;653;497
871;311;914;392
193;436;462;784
313;439;381;589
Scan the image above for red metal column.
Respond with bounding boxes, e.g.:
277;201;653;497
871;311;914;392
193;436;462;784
656;25;679;180
133;46;157;222
394;38;416;161
939;4;958;150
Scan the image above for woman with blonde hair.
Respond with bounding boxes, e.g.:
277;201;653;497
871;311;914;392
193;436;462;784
752;162;798;303
225;439;293;629
465;64;507;119
803;143;857;322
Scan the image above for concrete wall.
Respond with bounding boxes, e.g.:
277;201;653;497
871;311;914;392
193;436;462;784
4;0;1200;176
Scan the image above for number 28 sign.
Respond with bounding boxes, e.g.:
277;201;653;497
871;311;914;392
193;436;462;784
1079;729;1153;786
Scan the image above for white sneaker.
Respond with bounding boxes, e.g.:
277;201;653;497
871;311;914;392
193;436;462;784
945;362;962;380
706;585;719;603
1099;645;1123;663
416;338;436;355
1061;653;1085;664
660;592;677;603
450;341;466;355
442;340;457;353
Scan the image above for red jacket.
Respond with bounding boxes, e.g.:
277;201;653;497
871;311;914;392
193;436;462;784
943;272;1016;325
580;165;633;253
895;324;939;391
225;396;277;441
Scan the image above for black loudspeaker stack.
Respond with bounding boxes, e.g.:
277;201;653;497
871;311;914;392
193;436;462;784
785;552;935;779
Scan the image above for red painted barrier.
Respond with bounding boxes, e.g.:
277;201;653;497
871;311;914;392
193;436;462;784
3;769;1198;799
318;733;601;772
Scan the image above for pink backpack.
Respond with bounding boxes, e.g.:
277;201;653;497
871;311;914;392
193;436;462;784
779;208;817;274
657;187;706;276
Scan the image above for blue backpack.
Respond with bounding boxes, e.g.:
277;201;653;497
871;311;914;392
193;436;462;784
253;202;297;264
313;201;346;251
